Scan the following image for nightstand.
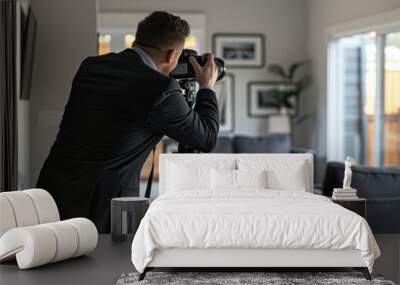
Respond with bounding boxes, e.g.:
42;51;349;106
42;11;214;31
331;197;366;218
111;197;150;242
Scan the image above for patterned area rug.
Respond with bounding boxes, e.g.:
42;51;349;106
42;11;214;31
116;272;396;285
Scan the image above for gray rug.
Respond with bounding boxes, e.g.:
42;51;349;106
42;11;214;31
116;272;396;285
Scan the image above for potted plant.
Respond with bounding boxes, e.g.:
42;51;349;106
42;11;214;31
268;60;312;136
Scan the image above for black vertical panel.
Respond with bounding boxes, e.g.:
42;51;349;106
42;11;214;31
0;0;18;192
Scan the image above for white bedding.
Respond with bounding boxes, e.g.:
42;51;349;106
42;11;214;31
131;190;380;273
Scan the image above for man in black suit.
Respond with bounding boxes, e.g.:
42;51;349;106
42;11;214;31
36;11;219;233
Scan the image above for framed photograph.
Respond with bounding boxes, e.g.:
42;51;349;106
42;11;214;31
247;81;298;118
214;73;235;133
213;33;265;68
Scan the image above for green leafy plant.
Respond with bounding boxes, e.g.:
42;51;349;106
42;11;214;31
267;60;311;112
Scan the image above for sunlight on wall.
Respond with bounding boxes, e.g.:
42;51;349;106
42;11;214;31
98;33;199;55
124;34;135;48
98;34;111;55
184;35;198;50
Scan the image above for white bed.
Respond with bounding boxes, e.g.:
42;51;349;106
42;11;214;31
131;154;380;280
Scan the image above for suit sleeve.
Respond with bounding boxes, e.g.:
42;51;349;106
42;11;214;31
147;82;219;153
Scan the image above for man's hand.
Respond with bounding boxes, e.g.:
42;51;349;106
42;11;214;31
189;53;218;88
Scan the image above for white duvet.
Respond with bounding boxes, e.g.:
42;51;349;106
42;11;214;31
131;190;380;273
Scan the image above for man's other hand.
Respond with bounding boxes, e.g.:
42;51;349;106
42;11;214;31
189;53;218;88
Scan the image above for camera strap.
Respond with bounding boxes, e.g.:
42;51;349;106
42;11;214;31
144;147;156;199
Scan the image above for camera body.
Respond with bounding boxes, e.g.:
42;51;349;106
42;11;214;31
170;49;225;81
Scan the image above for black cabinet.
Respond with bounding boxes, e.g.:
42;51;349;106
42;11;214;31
111;197;149;242
332;198;366;218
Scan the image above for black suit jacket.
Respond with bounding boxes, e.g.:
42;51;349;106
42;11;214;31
36;49;219;220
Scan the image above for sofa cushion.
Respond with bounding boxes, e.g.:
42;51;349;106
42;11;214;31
233;135;291;153
213;137;234;153
367;197;400;234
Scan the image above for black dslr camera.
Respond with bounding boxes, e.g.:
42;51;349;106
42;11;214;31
170;49;225;81
170;49;225;154
170;49;225;109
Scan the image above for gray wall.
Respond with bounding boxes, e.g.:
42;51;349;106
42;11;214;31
307;0;400;172
99;0;309;195
27;0;400;186
28;0;309;186
29;0;97;186
99;0;309;139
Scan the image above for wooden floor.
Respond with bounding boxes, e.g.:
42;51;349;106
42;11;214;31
0;235;399;285
0;235;134;285
374;234;400;283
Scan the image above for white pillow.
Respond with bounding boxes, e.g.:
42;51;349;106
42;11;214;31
236;169;267;189
167;162;212;191
266;161;306;191
211;169;236;190
211;169;268;190
237;159;307;192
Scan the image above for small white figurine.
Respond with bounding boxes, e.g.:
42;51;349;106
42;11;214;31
343;157;353;189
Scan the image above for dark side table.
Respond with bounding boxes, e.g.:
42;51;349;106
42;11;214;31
111;197;149;242
331;197;367;218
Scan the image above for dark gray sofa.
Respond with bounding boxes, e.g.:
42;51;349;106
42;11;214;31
213;135;314;154
321;161;400;234
213;135;316;180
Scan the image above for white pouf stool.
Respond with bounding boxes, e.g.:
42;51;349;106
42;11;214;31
0;189;98;269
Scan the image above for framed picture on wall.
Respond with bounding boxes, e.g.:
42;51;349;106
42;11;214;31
214;73;235;133
212;33;265;68
247;81;298;117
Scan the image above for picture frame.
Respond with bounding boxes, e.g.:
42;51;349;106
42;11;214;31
212;33;265;68
247;81;298;118
214;73;235;133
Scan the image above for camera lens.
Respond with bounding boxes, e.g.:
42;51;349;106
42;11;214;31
215;58;226;81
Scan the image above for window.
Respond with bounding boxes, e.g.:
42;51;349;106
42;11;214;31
97;32;136;55
328;29;400;166
383;32;400;166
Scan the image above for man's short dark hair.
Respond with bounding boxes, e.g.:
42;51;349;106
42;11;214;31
135;11;190;50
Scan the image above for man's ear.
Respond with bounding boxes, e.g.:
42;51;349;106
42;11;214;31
165;49;177;64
